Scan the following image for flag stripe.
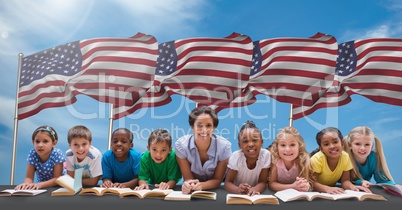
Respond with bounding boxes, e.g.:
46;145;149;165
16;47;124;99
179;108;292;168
112;33;254;119
18;33;158;120
293;38;402;120
212;33;338;112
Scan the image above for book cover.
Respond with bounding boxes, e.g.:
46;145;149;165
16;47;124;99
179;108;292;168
0;189;47;196
51;168;83;196
226;194;279;205
119;188;173;199
164;190;217;201
79;187;132;196
375;183;402;197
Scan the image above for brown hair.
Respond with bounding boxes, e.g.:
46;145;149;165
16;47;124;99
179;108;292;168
32;125;58;142
67;125;92;144
148;129;172;147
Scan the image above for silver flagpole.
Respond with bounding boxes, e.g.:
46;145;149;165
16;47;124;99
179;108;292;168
289;103;293;127
107;104;114;150
11;53;24;185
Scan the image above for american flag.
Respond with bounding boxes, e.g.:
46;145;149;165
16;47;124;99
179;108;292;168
292;38;402;120
214;33;338;112
18;33;158;120
113;33;253;119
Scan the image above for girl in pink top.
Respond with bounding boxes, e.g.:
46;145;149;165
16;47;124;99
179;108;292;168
268;126;312;192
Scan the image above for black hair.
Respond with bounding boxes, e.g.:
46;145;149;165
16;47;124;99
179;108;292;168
112;128;134;143
237;120;262;141
310;127;343;156
188;106;219;128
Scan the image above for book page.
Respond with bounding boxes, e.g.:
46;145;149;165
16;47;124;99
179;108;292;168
55;175;75;192
226;194;278;204
164;190;215;200
51;188;72;196
80;187;104;195
191;190;216;200
344;190;386;201
55;168;83;193
104;187;132;195
142;189;173;198
320;190;386;201
250;195;278;204
120;189;172;198
0;189;47;196
80;187;132;196
73;168;83;192
274;189;313;202
164;191;192;200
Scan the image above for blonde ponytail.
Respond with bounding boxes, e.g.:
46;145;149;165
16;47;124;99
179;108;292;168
343;135;363;183
373;136;394;182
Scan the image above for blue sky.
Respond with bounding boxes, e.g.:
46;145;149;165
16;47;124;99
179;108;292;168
1;0;402;185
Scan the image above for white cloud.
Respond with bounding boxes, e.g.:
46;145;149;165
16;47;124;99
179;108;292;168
338;0;402;41
381;0;402;10
340;24;395;41
363;25;392;38
0;0;95;42
366;116;402;143
111;0;207;39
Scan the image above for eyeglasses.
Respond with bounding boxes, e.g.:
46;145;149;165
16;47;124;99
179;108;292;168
35;126;56;140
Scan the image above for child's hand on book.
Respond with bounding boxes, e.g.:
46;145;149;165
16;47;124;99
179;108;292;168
326;186;345;194
246;187;260;196
294;177;310;192
100;180;113;188
155;182;169;190
182;179;201;194
351;185;371;193
361;180;373;188
134;183;149;190
111;182;127;188
238;183;251;194
14;183;40;190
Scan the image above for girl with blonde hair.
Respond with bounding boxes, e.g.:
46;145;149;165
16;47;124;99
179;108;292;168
344;126;395;187
268;126;312;192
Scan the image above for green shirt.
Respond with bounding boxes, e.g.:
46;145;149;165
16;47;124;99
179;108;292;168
138;150;182;184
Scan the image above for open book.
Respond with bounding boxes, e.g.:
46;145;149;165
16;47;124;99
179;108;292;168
119;188;174;199
274;188;387;202
164;190;217;201
226;194;279;205
375;183;402;197
0;189;47;196
79;187;132;196
51;168;83;196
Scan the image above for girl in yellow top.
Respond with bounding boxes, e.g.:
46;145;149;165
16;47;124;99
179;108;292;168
309;127;370;194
